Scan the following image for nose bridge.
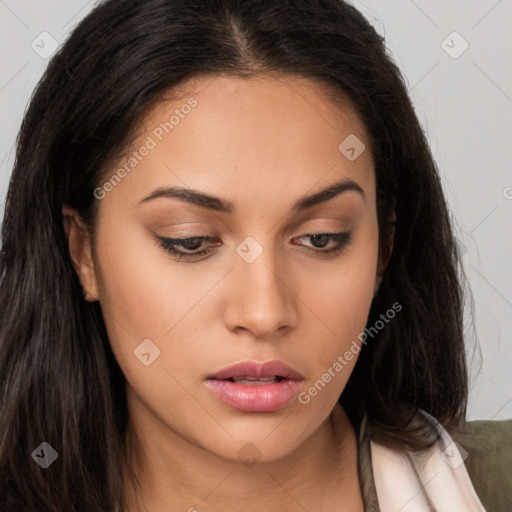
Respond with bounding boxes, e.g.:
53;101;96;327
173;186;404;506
224;235;297;336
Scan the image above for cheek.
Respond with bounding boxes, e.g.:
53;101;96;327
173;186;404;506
297;224;379;375
94;217;202;334
92;216;225;389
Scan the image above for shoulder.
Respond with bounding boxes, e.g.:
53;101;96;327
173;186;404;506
451;418;512;512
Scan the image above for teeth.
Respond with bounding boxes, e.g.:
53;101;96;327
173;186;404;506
241;376;278;381
230;376;281;385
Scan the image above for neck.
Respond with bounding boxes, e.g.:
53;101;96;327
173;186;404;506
121;402;363;512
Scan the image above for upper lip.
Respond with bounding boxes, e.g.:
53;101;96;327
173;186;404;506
206;360;305;380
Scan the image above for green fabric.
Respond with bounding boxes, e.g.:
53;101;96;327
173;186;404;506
451;419;512;512
356;415;512;512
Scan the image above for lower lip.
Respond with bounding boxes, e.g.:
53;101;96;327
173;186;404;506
205;378;303;412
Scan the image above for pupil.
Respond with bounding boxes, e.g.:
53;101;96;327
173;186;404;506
311;234;329;248
183;238;202;250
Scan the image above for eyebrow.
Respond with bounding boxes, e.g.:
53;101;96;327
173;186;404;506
137;178;365;214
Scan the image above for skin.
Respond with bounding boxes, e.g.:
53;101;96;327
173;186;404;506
63;74;393;512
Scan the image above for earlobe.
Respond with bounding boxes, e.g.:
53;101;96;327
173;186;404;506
62;205;99;302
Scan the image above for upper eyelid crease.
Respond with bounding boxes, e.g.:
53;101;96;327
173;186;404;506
136;178;366;214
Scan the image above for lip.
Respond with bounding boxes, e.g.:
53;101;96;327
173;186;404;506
206;360;304;381
205;360;305;412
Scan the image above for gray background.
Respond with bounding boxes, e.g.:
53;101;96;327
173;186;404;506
0;0;510;421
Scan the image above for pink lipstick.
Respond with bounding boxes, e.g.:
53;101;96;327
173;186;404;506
205;360;304;412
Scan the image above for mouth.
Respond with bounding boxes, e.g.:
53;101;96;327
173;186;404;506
223;376;285;385
205;359;304;381
205;360;304;412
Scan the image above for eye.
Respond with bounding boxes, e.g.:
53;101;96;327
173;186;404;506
291;232;353;256
156;235;221;260
156;231;353;262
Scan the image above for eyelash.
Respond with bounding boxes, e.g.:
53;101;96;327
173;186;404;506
156;232;353;261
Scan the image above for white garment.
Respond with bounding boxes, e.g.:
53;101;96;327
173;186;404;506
371;410;487;511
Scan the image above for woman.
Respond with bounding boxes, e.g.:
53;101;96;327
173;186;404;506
0;0;510;511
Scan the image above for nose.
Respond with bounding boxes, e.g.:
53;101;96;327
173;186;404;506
222;242;299;339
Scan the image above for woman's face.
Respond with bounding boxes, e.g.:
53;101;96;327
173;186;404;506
70;74;383;463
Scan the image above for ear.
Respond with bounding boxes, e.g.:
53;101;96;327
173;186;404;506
62;205;99;302
374;210;396;296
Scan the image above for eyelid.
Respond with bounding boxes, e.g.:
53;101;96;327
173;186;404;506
155;230;353;261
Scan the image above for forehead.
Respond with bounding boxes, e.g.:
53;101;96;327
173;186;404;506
100;74;375;213
138;73;371;155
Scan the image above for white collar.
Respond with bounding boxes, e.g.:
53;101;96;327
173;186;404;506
370;409;487;511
